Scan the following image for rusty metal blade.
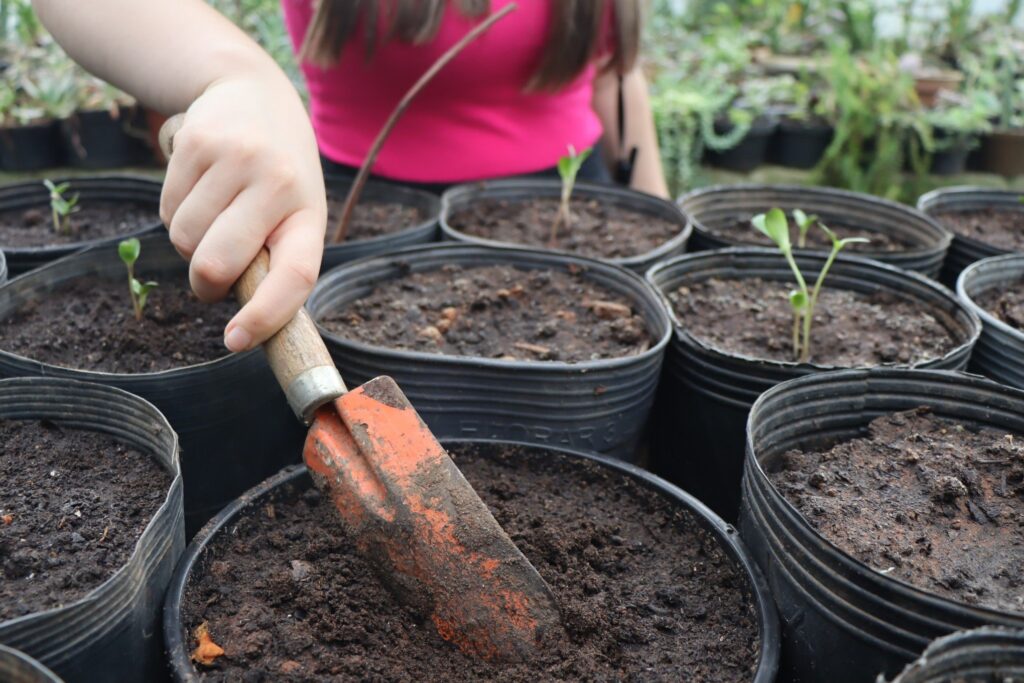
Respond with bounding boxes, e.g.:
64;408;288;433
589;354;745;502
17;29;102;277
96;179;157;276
303;376;561;661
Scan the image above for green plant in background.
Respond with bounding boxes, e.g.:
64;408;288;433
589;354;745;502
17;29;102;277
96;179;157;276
42;179;79;235
813;43;931;202
118;239;158;322
550;145;591;246
752;208;868;363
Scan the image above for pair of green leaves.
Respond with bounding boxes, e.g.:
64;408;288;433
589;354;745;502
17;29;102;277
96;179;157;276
550;145;593;247
43;179;80;235
118;238;158;321
751;207;869;362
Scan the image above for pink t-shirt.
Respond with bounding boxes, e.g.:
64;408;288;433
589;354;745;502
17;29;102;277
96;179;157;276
281;0;606;183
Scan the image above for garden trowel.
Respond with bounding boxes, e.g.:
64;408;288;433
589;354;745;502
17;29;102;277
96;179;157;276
159;115;560;662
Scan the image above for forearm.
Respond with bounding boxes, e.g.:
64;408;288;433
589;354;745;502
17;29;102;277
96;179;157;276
592;66;670;199
32;0;295;114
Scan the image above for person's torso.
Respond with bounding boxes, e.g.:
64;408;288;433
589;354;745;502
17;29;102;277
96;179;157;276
282;0;605;183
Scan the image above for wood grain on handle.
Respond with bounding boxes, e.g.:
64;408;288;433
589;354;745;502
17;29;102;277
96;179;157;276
159;114;344;420
232;249;339;398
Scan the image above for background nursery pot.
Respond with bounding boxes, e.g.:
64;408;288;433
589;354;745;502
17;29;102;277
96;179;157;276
0;175;163;276
917;186;1024;286
0;645;62;683
957;254;1024;390
164;440;780;682
321;175;440;273
680;184;952;278
0;377;183;683
439;178;691;274
0;234;305;535
881;627;1024;683
60;109;148;169
767;119;834;169
645;248;981;520
740;369;1024;683
704;116;779;173
0;122;63;172
307;243;672;460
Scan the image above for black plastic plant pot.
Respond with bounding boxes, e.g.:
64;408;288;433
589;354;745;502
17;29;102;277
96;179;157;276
917;186;1023;287
163;440;781;682
321;175;441;273
645;248;981;520
704;116;779;173
60;108;148;169
0;645;62;683
0;377;184;683
0;175;164;276
439;178;691;274
0;234;305;535
739;369;1024;683
882;627;1024;682
681;184;952;278
957;254;1024;390
0;122;63;171
308;243;672;461
767;118;834;169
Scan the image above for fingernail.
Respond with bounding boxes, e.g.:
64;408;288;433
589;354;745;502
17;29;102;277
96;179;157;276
224;325;252;352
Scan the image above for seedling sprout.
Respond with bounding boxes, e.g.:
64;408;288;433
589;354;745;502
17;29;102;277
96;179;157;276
42;179;79;236
791;209;818;249
549;145;592;247
751;208;869;363
118;238;158;322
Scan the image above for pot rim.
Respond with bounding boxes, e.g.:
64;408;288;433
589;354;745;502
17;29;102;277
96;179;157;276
957;253;1024;344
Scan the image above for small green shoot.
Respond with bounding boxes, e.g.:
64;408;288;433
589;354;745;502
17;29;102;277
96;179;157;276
42;179;79;236
549;145;592;247
752;208;869;363
118;238;158;322
791;209;819;249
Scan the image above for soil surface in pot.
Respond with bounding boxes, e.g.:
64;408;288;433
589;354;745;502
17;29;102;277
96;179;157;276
976;283;1024;331
770;407;1024;613
0;419;169;620
447;197;681;260
934;208;1024;251
0;275;234;373
182;444;761;681
325;195;423;243
320;264;652;362
701;215;910;252
669;277;957;365
0;203;159;248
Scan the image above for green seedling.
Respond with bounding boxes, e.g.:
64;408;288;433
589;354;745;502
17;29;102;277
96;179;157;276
118;238;158;322
752;208;869;363
791;209;819;249
549;144;592;247
42;179;80;236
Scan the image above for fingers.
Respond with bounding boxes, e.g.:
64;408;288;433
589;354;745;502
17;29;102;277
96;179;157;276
223;208;324;352
159;123;217;230
187;183;291;303
165;163;245;260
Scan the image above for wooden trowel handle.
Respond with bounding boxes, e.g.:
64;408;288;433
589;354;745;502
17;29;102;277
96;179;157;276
159;113;346;423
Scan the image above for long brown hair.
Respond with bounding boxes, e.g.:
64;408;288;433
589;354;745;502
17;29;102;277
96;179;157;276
299;0;641;91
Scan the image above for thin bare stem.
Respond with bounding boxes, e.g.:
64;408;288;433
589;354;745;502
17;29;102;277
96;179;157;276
330;2;518;243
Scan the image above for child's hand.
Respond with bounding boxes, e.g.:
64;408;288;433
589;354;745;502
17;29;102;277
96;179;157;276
159;75;326;353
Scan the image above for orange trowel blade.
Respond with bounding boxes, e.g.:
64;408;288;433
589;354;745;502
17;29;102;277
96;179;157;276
302;376;561;662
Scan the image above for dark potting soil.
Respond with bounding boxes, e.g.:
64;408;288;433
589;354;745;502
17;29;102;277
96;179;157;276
0;275;235;373
0;202;159;248
319;264;652;362
976;283;1024;331
0;419;169;620
934;208;1024;251
325;195;423;243
447;196;682;259
182;444;761;682
770;408;1024;613
703;215;910;252
670;277;957;366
